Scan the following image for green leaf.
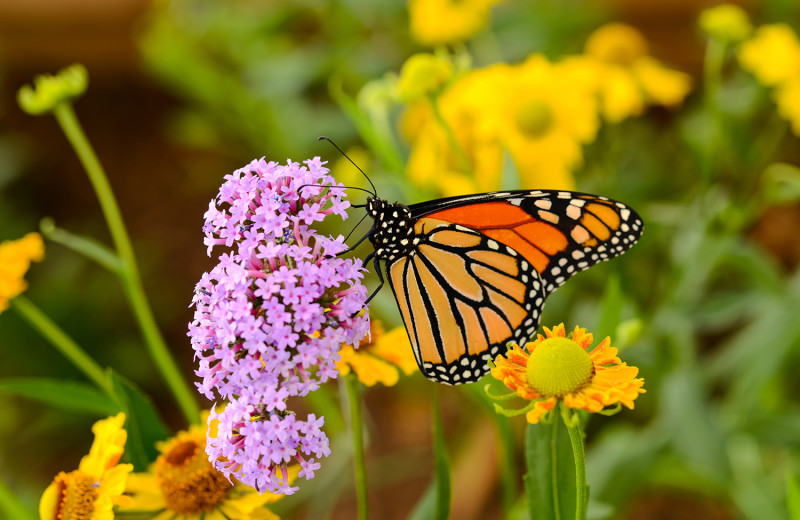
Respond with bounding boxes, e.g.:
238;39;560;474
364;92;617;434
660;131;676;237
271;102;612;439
408;386;451;520
0;377;119;416
0;479;35;520
109;371;170;471
595;273;622;345
787;473;800;520
524;418;577;520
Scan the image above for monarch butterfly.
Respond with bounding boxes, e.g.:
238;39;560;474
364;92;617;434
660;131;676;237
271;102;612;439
322;139;644;385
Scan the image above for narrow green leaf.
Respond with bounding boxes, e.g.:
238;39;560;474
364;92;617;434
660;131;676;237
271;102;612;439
408;386;451;520
787;473;800;520
525;418;577;520
0;479;35;520
0;377;119;416
39;218;123;273
109;371;170;471
595;273;622;344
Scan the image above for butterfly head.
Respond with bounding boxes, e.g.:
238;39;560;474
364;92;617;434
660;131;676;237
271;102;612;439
366;197;416;261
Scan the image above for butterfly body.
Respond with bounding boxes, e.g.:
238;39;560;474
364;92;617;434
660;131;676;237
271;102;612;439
365;190;643;385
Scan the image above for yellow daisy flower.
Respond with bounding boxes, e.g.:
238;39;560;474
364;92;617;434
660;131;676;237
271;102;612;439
738;24;800;87
775;76;800;137
122;413;295;520
699;4;752;43
490;324;645;424
397;53;454;101
578;23;692;123
408;0;501;47
39;413;133;520
0;232;44;314
337;320;418;386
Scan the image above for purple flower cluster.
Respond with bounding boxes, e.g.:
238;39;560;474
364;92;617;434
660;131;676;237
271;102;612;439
189;157;370;494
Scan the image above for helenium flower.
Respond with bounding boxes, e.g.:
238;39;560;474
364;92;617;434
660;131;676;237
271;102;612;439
189;157;369;493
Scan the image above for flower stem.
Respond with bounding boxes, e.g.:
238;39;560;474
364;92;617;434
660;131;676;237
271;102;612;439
345;373;369;520
428;94;474;177
549;417;562;520
701;37;726;184
560;404;587;520
51;102;200;425
10;295;112;396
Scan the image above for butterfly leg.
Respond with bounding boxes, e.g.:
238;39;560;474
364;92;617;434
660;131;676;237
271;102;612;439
364;252;384;304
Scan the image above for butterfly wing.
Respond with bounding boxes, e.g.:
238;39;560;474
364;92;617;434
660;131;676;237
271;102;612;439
385;218;545;384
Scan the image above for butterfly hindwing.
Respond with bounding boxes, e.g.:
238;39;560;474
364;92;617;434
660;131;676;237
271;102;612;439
385;218;545;384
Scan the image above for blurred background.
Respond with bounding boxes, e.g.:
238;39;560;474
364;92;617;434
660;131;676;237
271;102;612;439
2;0;800;518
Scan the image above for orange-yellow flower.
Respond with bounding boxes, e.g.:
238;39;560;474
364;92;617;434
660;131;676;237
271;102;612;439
408;0;501;47
738;23;800;87
490;324;645;424
0;232;44;314
39;413;133;520
570;23;692;123
122;412;296;520
337;320;418;386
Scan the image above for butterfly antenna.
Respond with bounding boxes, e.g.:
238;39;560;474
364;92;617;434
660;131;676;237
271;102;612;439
297;183;375;198
318;136;378;197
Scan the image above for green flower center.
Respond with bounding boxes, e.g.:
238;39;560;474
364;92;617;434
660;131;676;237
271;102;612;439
514;98;555;138
526;337;594;397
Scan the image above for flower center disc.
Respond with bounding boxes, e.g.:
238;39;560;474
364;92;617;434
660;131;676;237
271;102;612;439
157;440;232;515
51;471;98;520
526;337;594;397
514;98;555;138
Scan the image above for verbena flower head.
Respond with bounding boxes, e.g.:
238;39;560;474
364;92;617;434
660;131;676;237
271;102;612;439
39;413;133;520
122;411;295;519
0;232;44;314
490;324;645;424
337;320;418;387
189;157;369;494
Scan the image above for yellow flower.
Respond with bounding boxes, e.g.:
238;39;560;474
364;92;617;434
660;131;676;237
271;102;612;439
490;324;645;424
699;4;752;43
398;53;454;100
408;0;500;47
775;76;800;137
580;23;692;123
39;413;133;520
402;56;596;195
122;413;295;520
739;23;800;87
337;320;418;386
0;232;44;314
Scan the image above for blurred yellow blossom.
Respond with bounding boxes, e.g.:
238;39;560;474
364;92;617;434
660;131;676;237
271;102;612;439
398;53;454;100
123;412;294;520
409;0;501;47
775;77;800;137
577;23;692;123
738;24;800;87
40;413;133;520
0;232;44;314
699;4;752;43
337;320;418;386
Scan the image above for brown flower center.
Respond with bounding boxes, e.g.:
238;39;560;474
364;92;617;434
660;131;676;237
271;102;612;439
157;439;232;514
50;471;98;520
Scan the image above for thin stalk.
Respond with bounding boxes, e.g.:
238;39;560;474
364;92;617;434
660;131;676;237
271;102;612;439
549;417;562;520
428;94;474;177
561;404;587;520
11;295;112;396
701;37;727;184
346;374;369;520
51;102;199;424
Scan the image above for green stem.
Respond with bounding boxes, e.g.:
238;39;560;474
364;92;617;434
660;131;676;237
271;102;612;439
345;374;369;520
10;295;112;396
51;102;199;425
560;404;587;520
701;37;726;184
431;384;452;520
428;94;474;177
549;417;562;520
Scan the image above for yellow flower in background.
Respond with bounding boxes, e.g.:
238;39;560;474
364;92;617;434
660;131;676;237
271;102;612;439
0;232;44;313
123;413;295;520
40;413;133;520
699;4;752;43
738;24;800;87
490;324;645;424
579;23;692;123
409;0;501;47
337;320;418;386
398;53;454;100
775;77;800;137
